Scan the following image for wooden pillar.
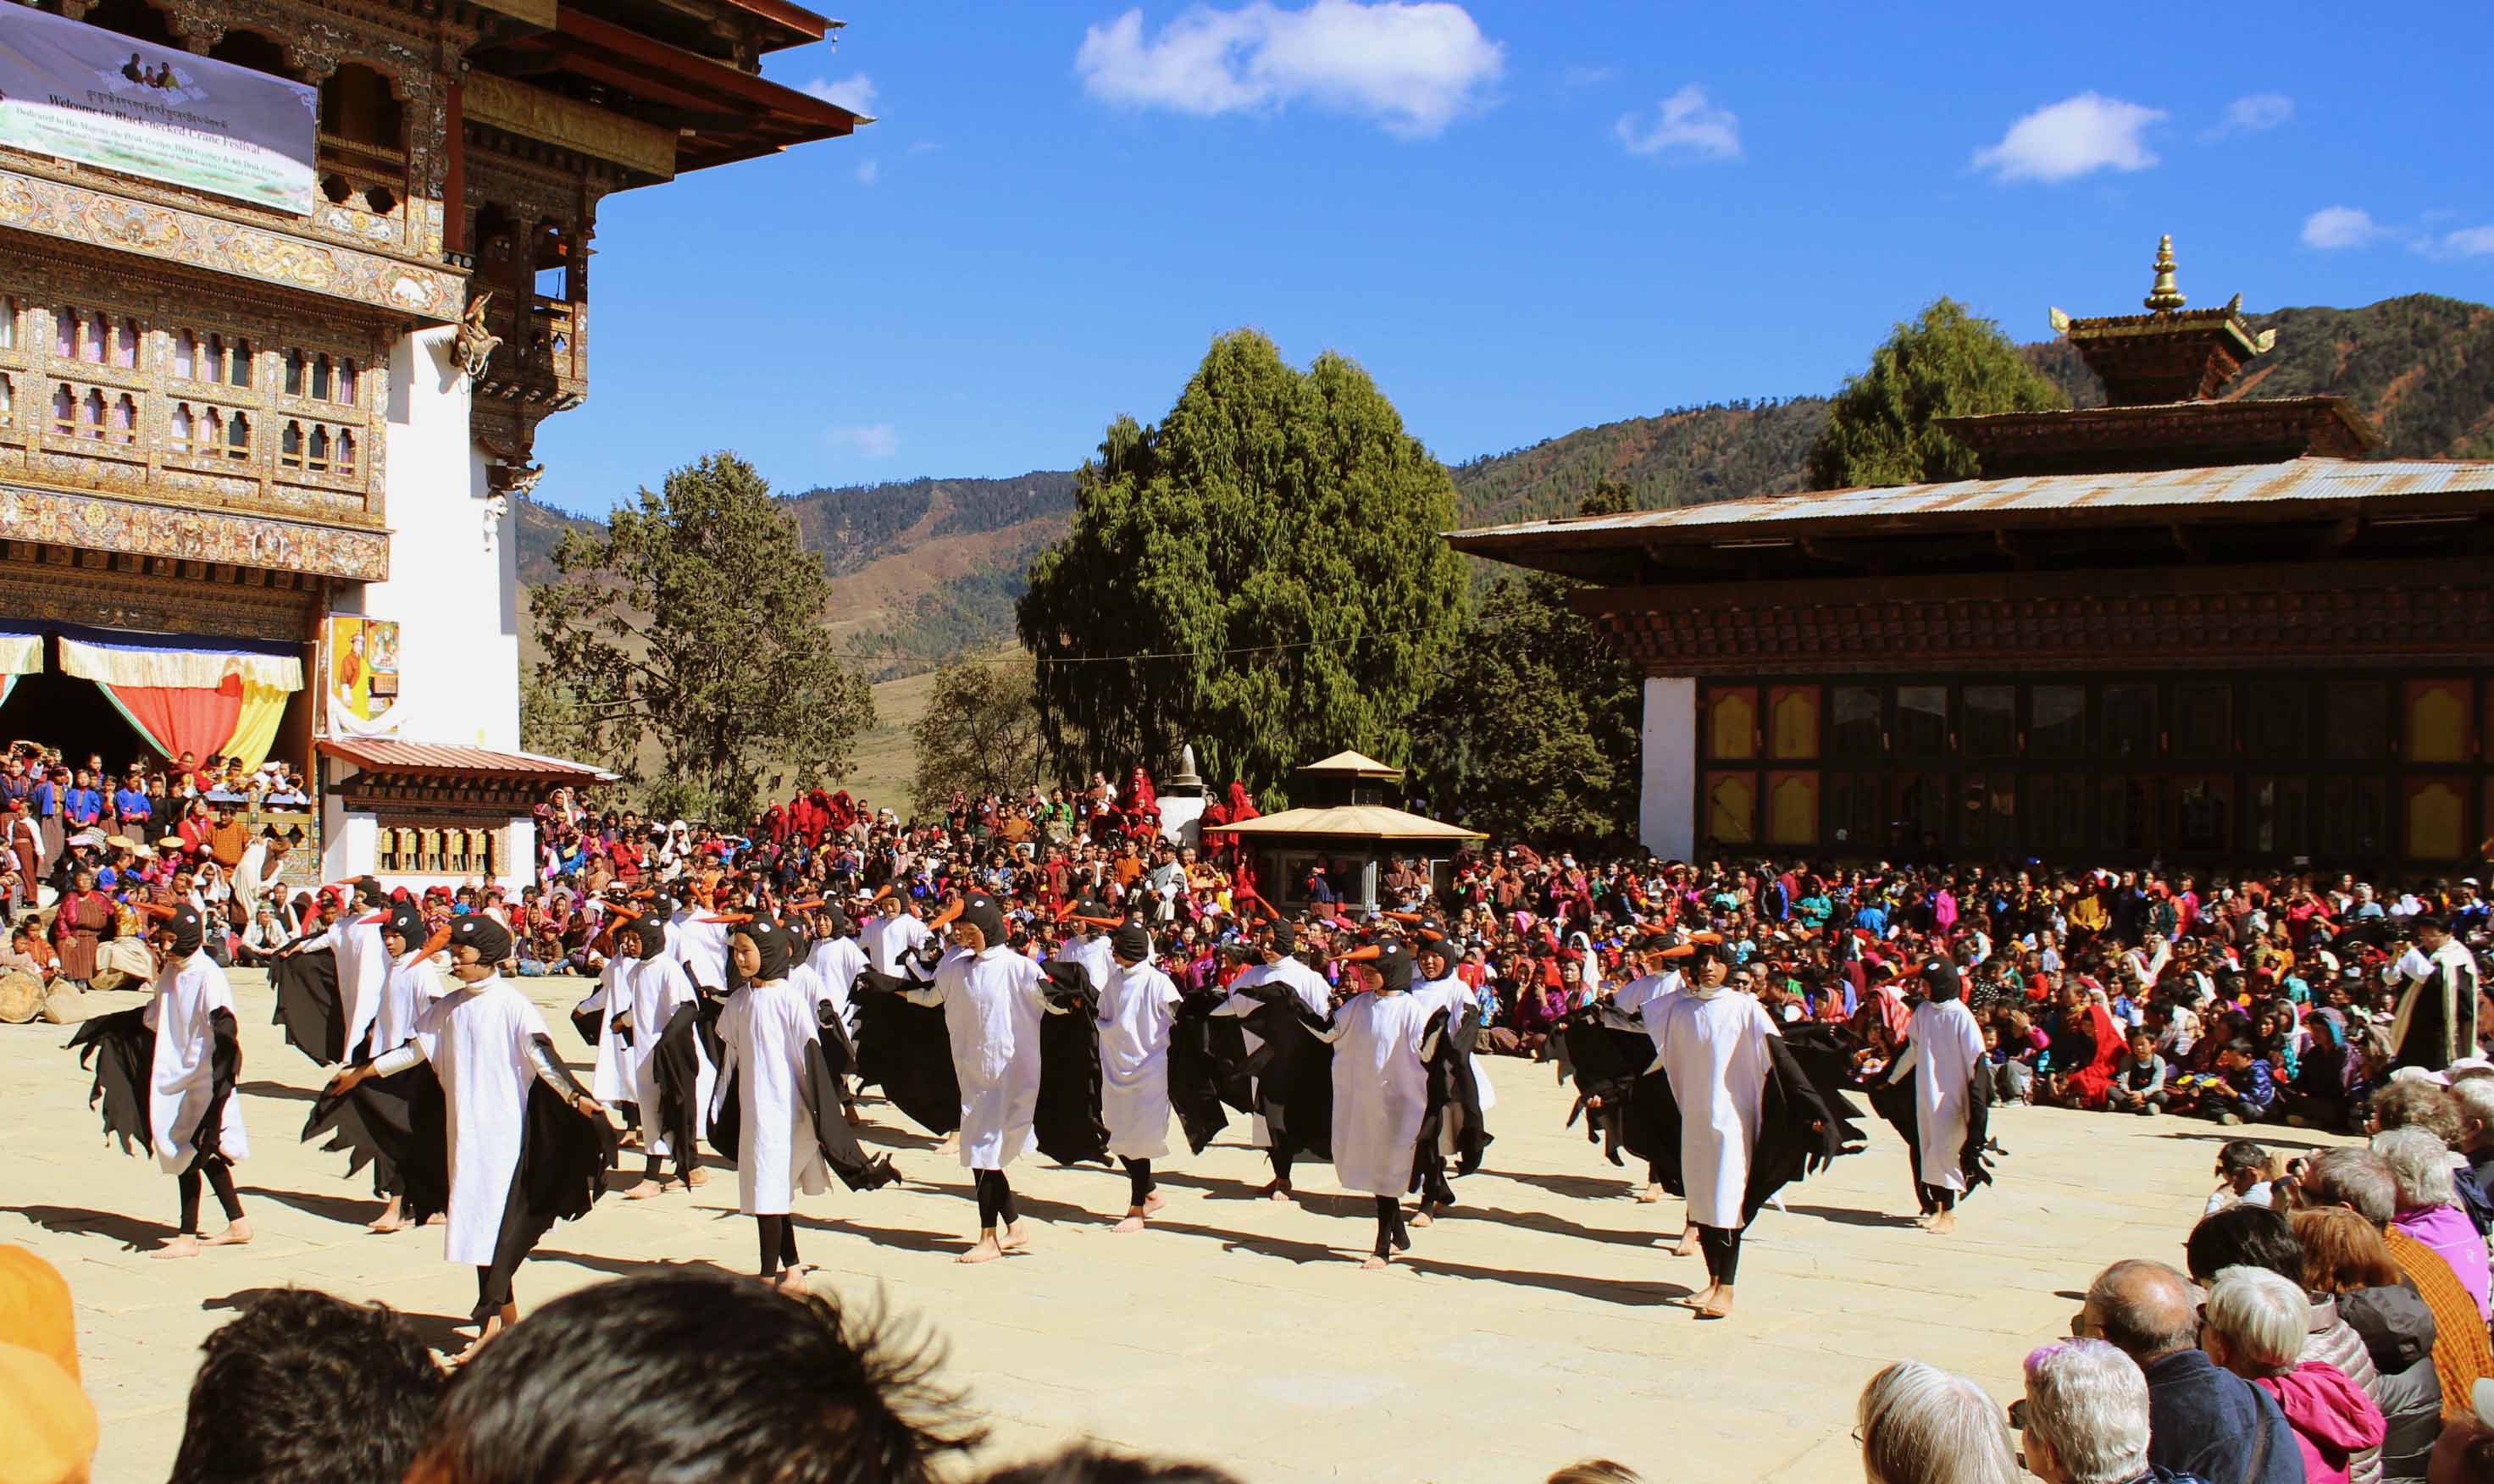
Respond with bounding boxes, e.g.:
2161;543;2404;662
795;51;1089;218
443;78;467;257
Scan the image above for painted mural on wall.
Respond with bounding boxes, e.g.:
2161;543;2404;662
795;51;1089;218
0;6;319;213
326;615;401;736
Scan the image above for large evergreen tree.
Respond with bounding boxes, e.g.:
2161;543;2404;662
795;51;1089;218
1407;481;1639;842
1804;297;2067;490
1017;330;1466;795
528;451;875;823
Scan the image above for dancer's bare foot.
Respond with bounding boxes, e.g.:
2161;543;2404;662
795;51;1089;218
773;1265;816;1293
1140;1191;1166;1217
1111;1211;1148;1233
624;1178;669;1200
1410;1206;1434;1228
1671;1232;1700;1259
203;1220;252;1248
1258;1180;1294;1202
1699;1285;1736;1320
1635;1182;1662;1204
422;1211;446;1227
452;1310;513;1365
998;1220;1031;1253
368;1199;406;1233
1360;1253;1388;1271
958;1235;1006;1265
685;1166;710;1188
1927;1210;1958;1236
152;1233;202;1260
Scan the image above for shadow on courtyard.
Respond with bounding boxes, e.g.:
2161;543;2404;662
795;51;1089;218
5;1203;166;1250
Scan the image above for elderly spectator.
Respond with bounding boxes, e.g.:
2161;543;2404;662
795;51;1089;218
2296;1149;2494;1416
1853;1359;2018;1484
2076;1259;2301;1484
2447;1075;2494;1229
2017;1338;2166;1484
2296;1206;2444;1484
2186;1204;2386;1484
2373;1126;2491;1321
2202;1265;2387;1484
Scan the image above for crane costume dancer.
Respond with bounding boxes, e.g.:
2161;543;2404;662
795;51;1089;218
1097;917;1181;1232
1214;919;1333;1200
1884;956;1989;1233
273;877;391;1066
68;903;254;1258
322;914;614;1357
618;911;713;1198
710;914;896;1287
1307;939;1440;1270
1610;933;1685;1214
1405;922;1493;1225
365;900;447;1232
898;892;1067;1264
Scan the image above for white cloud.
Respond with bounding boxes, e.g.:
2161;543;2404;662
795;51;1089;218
856;159;880;186
1972;92;2165;182
1075;2;1505;139
828;424;899;458
2427;224;2494;258
802;72;877;116
2302;205;2380;250
1614;84;1739;161
2203;91;2292;140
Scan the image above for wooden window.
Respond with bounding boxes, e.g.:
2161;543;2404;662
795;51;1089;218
2103;684;2157;760
173;330;195;379
2247;776;2308;858
79;387;103;438
283;350;304;396
307;424;330;472
2403;680;2472;764
0;372;13;420
2030;685;2087;757
1767;686;1819;761
48;382;71;435
1831;686;1882;757
279;420;302;467
112;317;138;368
1705;686;1758;761
0;297;16;351
1704;771;1757;847
108;393;135;444
169;401;192;451
2323;683;2389;761
2246;681;2307;761
2173;683;2231;757
336;429;356;474
2029;773;2088;855
311;354;332;401
2172;774;2231;854
1827;771;1878;850
226;337;252;387
224;412;250;457
2405;778;2466;861
1889;771;1948;846
336;358;357;404
1895;685;1948;755
2097;775;2158;855
1765;770;1817;846
2315;776;2386;859
1958;771;2015;854
1963;684;2015;758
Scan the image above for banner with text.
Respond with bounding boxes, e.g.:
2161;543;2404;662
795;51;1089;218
0;6;318;213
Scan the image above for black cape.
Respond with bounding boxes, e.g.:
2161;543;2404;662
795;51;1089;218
1559;1004;1673;1169
302;1061;451;1221
1166;995;1235;1155
1411;1005;1494;1185
850;962;1111;1166
272;946;346;1066
708;1003;899;1193
67;1004;241;1162
1221;994;1335;1163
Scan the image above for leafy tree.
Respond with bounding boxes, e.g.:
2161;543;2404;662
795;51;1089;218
1804;297;2066;490
527;451;875;824
1408;483;1639;842
1017;329;1466;793
909;656;1044;817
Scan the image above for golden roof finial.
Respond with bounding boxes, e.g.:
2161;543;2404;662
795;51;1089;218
2144;234;2185;313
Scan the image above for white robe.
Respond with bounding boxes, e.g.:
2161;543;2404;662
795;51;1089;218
1217;956;1333;1149
373;951;441;1064
804;935;867;1036
413;974;553;1267
1413;972;1498;1116
302;911;388;1060
669;910;729;993
1611;971;1682;1055
1099;961;1180;1160
627;955;714;1157
1892;998;1984;1193
1062;934;1113;993
914;945;1050;1169
862;911;932;977
1316;991;1435;1198
716;978;828;1215
578;951;635;1104
1656;990;1776;1229
145;950;249;1175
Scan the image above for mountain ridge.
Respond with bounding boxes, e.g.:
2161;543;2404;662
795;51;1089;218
518;292;2494;678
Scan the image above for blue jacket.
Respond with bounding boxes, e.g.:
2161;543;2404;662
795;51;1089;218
2142;1348;2301;1484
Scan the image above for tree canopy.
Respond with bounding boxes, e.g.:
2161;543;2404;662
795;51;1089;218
1407;482;1639;843
1804;297;2067;490
1016;329;1467;795
527;451;874;823
909;656;1043;817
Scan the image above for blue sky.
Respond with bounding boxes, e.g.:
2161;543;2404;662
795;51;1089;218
531;0;2491;517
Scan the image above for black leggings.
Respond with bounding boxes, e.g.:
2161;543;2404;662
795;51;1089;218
1695;1223;1743;1286
1372;1195;1410;1256
1269;1145;1293;1186
643;1137;695;1186
1121;1157;1154;1207
974;1168;1018;1231
1419;1155;1455;1209
757;1214;800;1278
1921;1186;1958;1213
177;1156;242;1234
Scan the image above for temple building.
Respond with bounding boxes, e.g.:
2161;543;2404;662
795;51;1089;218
1448;241;2494;874
0;0;861;887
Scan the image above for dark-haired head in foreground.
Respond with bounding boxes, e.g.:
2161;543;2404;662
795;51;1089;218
169;1287;442;1484
978;1446;1242;1484
408;1271;983;1484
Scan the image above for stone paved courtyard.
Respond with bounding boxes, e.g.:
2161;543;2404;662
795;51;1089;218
1;972;2355;1483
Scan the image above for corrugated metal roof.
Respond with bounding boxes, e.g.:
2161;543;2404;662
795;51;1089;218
1445;456;2494;545
318;738;618;784
1204;805;1485;842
